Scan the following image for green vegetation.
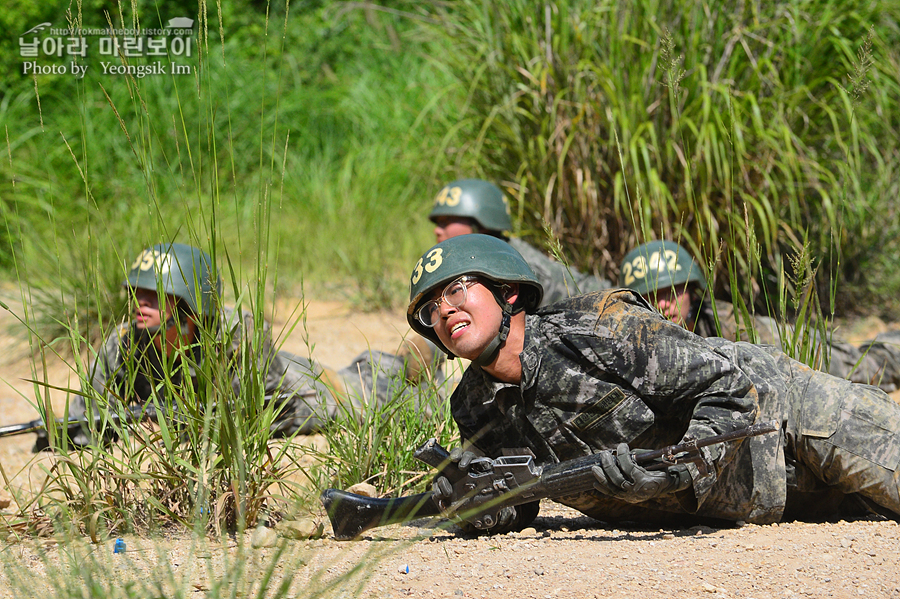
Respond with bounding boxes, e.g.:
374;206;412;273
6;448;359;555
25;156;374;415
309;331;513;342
1;0;898;595
1;1;456;595
423;0;900;318
1;0;450;341
4;0;898;327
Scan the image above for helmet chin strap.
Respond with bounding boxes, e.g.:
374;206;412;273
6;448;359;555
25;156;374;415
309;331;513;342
471;286;515;368
133;312;186;352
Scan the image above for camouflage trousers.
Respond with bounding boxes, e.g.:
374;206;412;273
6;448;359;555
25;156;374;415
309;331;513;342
784;356;900;520
557;358;900;526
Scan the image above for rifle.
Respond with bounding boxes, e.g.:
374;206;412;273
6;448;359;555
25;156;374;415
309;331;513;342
0;392;302;440
0;404;151;439
321;420;779;540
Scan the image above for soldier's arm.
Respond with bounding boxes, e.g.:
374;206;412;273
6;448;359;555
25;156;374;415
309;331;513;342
587;292;761;500
79;325;130;417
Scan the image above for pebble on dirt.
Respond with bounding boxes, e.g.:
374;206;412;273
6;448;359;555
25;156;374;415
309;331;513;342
278;519;324;540
250;526;278;548
346;483;377;497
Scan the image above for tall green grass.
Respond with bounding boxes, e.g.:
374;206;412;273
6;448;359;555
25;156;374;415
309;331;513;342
0;0;454;345
307;356;459;497
0;0;459;595
421;0;900;318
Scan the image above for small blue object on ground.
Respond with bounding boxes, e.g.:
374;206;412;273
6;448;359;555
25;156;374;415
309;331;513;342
114;538;126;554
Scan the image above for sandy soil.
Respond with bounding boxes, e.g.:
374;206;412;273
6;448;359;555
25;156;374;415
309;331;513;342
2;291;900;598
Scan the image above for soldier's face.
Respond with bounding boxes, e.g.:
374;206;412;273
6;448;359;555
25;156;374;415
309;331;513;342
646;286;693;327
132;287;169;330
131;287;198;355
431;280;508;360
433;216;477;243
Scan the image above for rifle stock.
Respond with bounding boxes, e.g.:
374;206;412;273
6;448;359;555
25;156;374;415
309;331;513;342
320;489;442;540
321;420;779;540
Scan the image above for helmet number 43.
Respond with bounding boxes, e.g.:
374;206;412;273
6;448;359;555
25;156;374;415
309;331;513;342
433;186;462;207
621;249;681;287
411;248;444;285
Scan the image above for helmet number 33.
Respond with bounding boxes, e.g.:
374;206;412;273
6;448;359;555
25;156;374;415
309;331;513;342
130;249;171;274
411;248;444;285
622;249;681;287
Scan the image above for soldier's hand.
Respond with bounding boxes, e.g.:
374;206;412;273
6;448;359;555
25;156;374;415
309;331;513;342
432;474;454;506
432;447;490;512
592;443;692;503
449;447;480;470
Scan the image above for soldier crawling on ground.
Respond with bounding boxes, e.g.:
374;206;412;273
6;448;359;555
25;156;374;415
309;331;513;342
619;240;900;393
406;234;900;534
33;242;438;451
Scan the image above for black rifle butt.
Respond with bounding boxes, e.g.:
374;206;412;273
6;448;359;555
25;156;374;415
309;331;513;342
320;489;442;540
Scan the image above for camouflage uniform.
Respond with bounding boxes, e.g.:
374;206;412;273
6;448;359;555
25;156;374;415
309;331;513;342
621;241;900;394
691;299;782;344
65;307;431;443
694;299;900;393
508;237;611;307
450;289;900;525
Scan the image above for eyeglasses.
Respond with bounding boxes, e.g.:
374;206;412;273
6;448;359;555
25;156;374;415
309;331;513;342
416;276;479;327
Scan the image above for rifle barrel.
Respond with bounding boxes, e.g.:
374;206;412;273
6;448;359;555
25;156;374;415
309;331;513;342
632;420;780;465
0;405;150;439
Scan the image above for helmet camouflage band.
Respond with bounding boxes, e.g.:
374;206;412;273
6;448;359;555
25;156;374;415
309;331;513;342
407;234;543;357
125;243;222;318
619;241;707;296
428;179;513;233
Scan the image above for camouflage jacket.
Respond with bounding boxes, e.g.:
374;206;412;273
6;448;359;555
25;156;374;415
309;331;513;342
85;306;325;408
450;289;808;524
508;238;611;307
82;308;432;433
694;299;900;392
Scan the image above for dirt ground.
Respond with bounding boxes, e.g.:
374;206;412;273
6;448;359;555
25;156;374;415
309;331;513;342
2;291;900;598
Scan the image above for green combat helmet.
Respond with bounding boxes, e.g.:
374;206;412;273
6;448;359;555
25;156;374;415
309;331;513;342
126;243;221;321
619;240;707;296
407;234;542;365
428;179;513;234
